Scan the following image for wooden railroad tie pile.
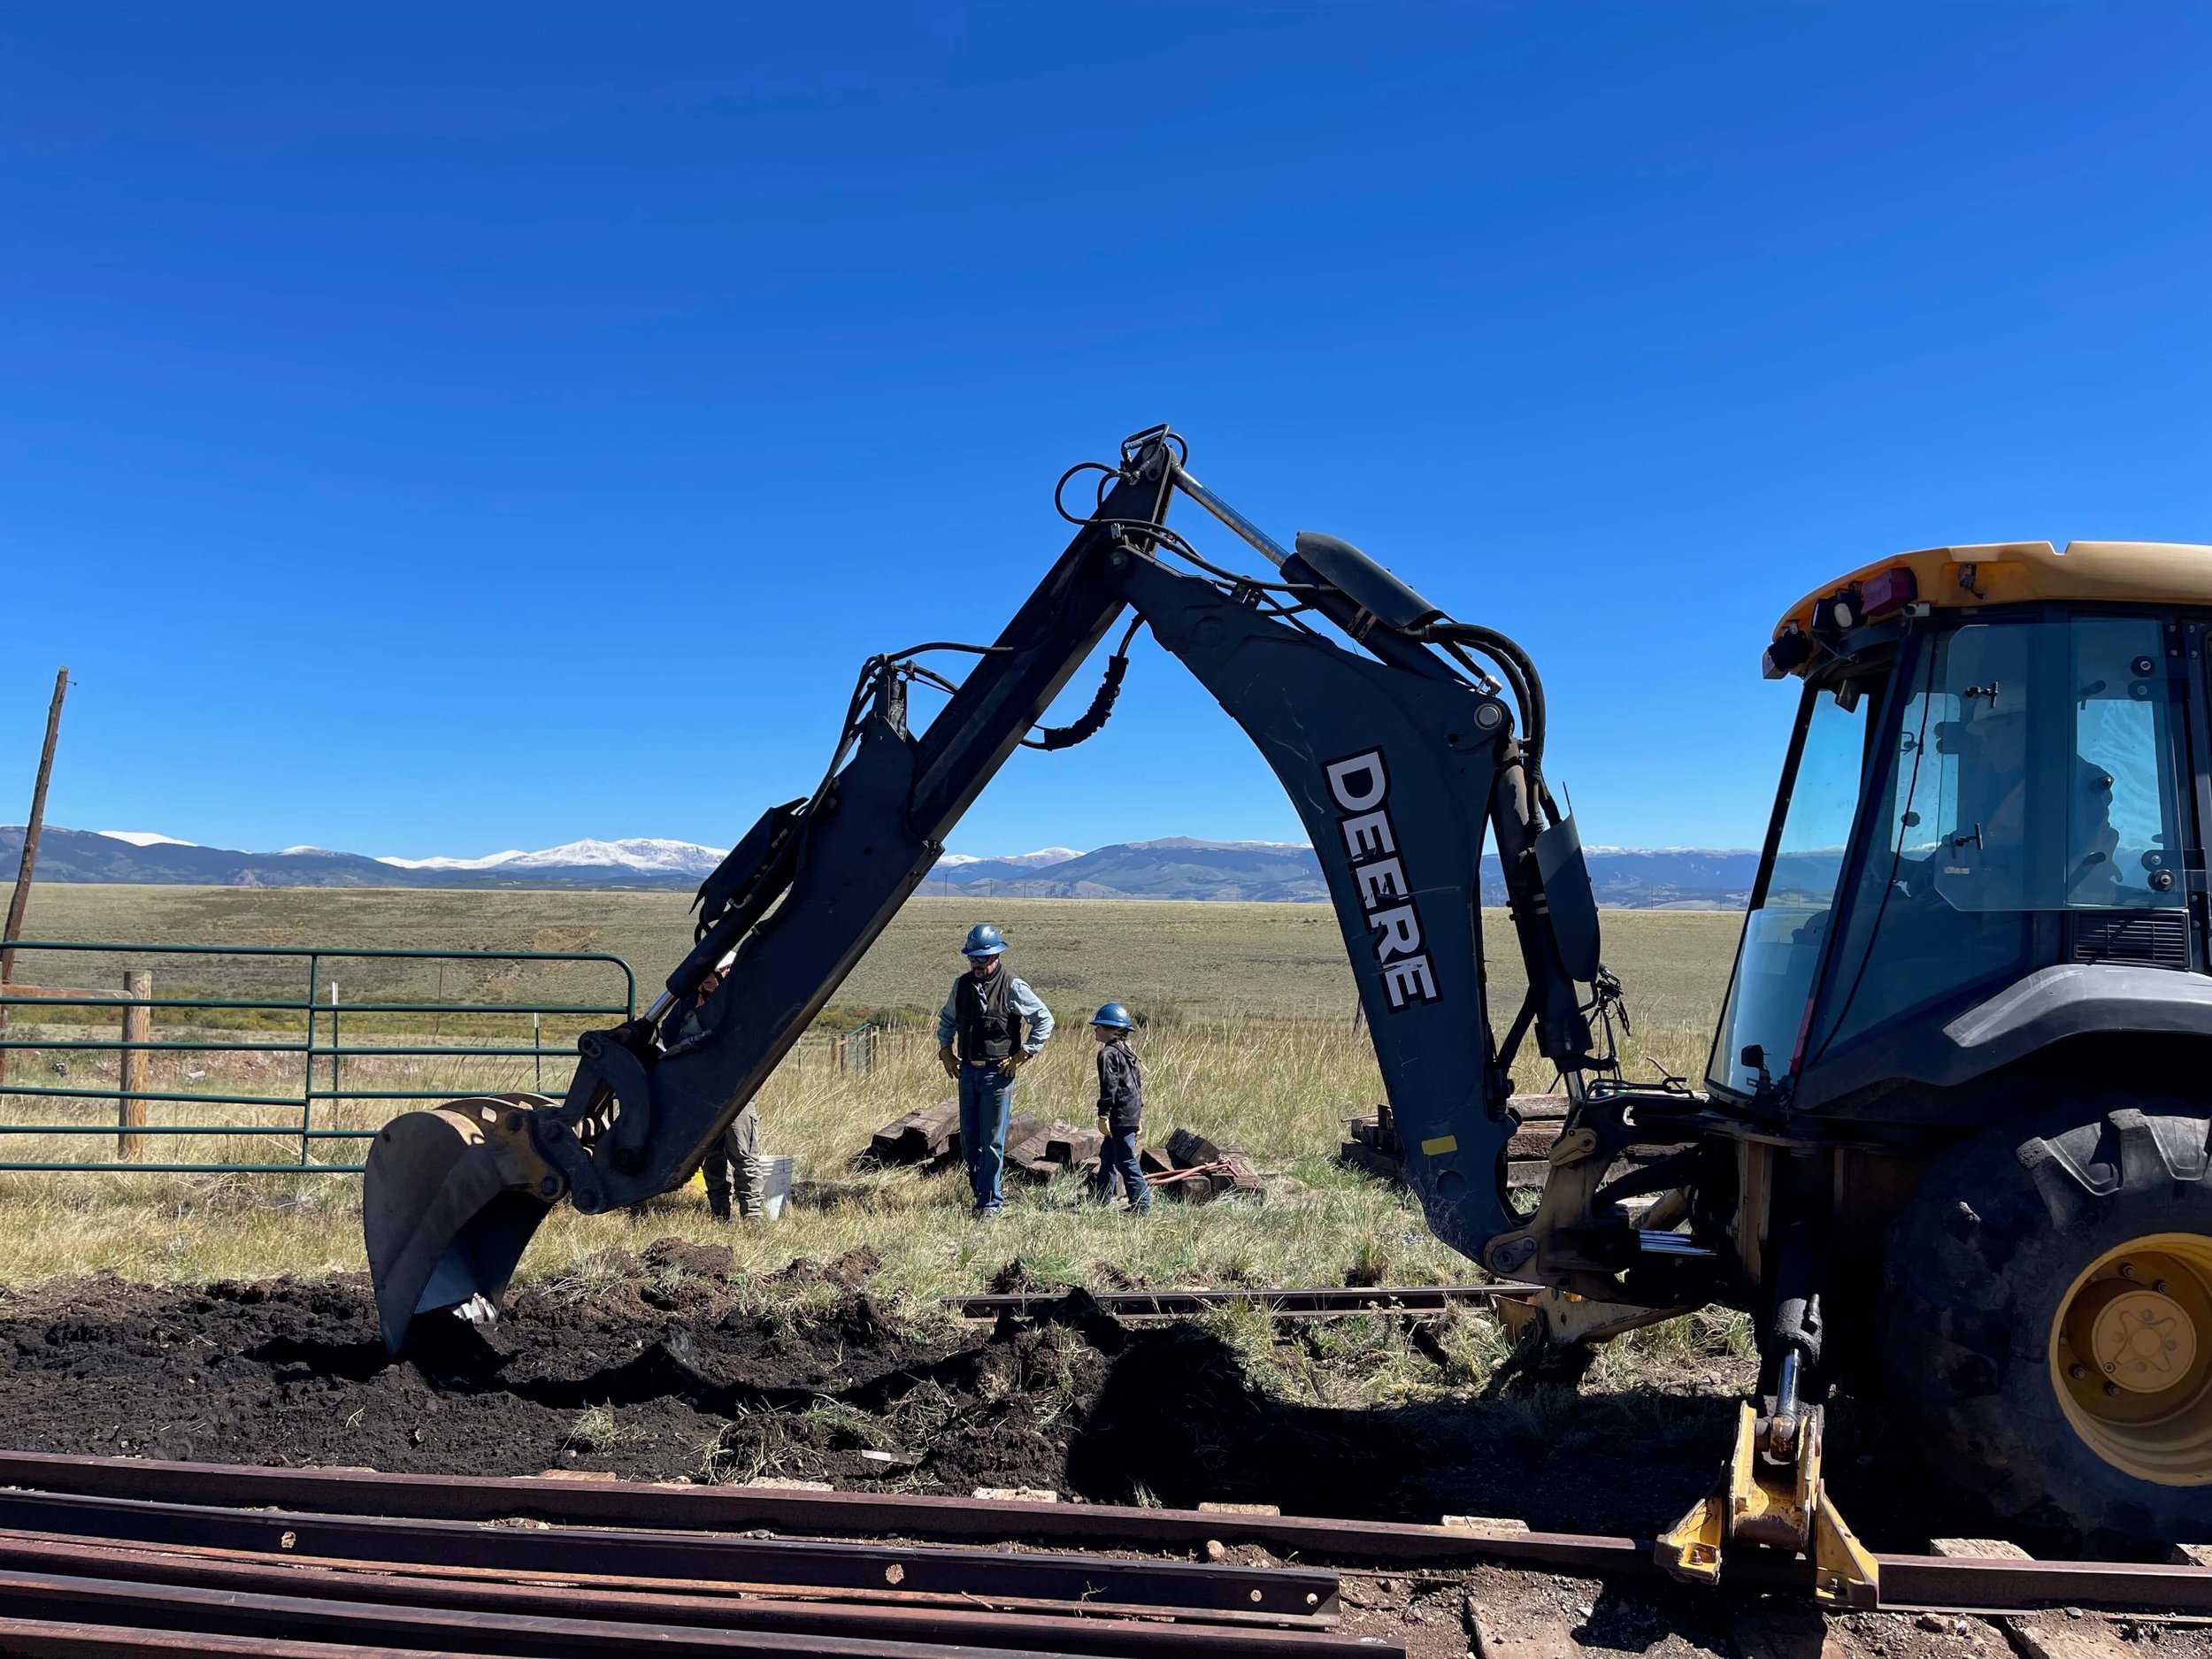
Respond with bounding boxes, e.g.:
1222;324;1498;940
868;1098;963;1168
1338;1100;1408;1182
1340;1094;1675;1189
865;1105;1262;1198
1141;1126;1263;1202
866;1098;1104;1183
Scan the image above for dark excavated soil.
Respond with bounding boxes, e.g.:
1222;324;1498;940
0;1248;2088;1555
0;1245;947;1486
0;1254;1711;1534
4;1251;2201;1659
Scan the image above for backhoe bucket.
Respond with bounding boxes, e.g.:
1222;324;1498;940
363;1095;562;1355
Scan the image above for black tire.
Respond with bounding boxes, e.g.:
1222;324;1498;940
1879;1096;2212;1543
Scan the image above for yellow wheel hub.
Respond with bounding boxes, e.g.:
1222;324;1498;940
2086;1286;2196;1392
2051;1233;2212;1486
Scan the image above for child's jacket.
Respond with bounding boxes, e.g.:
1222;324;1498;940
1095;1041;1143;1132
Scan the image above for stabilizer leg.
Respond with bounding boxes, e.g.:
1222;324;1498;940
1655;1399;1878;1606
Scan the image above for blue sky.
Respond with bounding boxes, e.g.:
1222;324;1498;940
4;5;2208;860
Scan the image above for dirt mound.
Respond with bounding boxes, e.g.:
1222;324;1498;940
0;1263;1651;1531
0;1263;1993;1545
0;1260;949;1481
0;1265;2097;1658
711;1303;1121;1494
986;1257;1044;1294
767;1245;883;1289
639;1236;735;1279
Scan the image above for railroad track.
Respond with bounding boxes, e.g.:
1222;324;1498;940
0;1451;2201;1643
0;1455;1370;1658
945;1283;1535;1320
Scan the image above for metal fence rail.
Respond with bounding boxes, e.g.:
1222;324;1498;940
0;941;635;1173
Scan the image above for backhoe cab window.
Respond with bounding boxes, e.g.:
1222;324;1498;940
1708;686;1867;1096
1909;619;2177;913
1804;616;2182;1068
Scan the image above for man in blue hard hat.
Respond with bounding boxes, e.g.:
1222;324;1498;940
935;923;1054;1217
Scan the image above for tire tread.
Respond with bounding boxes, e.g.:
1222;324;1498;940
1880;1096;2212;1542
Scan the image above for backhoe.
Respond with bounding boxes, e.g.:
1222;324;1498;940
365;428;2211;1594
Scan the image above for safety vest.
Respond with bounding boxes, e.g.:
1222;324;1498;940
954;969;1020;1063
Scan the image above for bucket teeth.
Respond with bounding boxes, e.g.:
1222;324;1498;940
363;1094;563;1355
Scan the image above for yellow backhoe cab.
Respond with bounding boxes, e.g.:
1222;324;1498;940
1705;540;2212;1542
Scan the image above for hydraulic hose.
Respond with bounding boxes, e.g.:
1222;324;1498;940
1420;621;1551;812
1023;616;1144;751
1025;651;1128;749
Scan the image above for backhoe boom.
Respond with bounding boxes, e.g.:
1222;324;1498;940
364;428;1612;1353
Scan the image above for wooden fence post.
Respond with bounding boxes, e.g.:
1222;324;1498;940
1;666;70;1069
119;969;150;1161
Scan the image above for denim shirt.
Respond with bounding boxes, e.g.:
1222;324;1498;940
936;972;1054;1055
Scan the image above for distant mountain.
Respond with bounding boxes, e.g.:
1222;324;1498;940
924;838;1759;908
377;838;726;877
936;848;1082;871
0;827;718;891
1;827;1759;908
918;838;1326;902
1554;849;1762;910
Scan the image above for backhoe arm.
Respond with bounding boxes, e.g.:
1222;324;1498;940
1111;528;1602;1265
364;428;1612;1351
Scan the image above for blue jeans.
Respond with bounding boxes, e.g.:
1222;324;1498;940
958;1061;1016;1212
1094;1126;1150;1212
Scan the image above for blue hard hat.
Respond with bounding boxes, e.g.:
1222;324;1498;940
962;922;1007;958
1090;1002;1134;1030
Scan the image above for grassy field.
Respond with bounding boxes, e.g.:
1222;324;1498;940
0;885;1741;1301
0;885;1739;1031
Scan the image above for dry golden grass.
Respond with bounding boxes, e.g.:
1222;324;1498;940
0;887;1739;1307
0;1010;1717;1300
0;885;1739;1029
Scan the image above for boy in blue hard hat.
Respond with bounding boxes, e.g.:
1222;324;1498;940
1088;1003;1150;1215
935;923;1054;1217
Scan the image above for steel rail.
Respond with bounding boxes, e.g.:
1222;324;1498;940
0;1532;1373;1659
1876;1555;2212;1615
0;1563;1320;1659
0;1519;1333;1629
0;1450;1647;1571
0;1454;2201;1617
0;1617;499;1659
0;1489;1333;1621
947;1285;1537;1319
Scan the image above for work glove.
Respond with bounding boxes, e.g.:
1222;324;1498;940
938;1044;959;1080
1095;1115;1110;1136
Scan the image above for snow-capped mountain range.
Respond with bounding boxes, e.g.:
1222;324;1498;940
2;826;1759;907
374;837;730;875
933;848;1083;870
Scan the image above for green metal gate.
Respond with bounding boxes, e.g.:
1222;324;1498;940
0;941;634;1173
